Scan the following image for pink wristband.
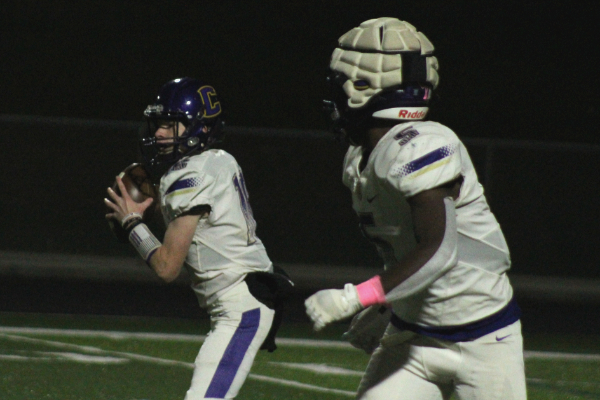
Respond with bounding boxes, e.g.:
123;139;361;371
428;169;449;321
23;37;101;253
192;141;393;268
356;275;386;307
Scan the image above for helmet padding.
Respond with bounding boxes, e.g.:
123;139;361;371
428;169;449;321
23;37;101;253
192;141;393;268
330;18;439;110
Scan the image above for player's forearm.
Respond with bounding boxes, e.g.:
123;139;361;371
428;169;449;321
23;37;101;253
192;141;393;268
125;221;183;283
304;236;448;331
147;246;183;283
146;214;198;282
358;197;458;304
379;240;442;293
382;198;459;302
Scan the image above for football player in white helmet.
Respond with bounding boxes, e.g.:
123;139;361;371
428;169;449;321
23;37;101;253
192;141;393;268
105;77;292;399
306;18;527;399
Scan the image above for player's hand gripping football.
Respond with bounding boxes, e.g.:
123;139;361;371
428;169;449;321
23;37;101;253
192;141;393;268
104;176;154;228
305;284;364;331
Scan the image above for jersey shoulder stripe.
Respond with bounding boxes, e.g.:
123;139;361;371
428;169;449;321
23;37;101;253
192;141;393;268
165;176;205;196
370;122;462;197
393;143;458;179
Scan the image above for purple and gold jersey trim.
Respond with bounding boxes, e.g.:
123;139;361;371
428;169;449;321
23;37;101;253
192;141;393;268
394;144;457;179
165;177;203;196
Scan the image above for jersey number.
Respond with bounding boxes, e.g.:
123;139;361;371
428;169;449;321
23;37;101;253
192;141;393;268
233;171;258;245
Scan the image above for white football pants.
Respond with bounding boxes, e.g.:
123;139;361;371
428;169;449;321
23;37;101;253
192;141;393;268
184;281;275;400
357;320;527;400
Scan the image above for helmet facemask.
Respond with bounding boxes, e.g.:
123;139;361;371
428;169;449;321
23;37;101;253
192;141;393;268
140;78;224;167
324;71;434;146
141;108;210;166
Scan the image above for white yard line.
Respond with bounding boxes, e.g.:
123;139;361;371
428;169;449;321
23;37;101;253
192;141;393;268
248;375;355;397
0;352;129;364
0;326;352;347
523;350;600;362
3;326;600;396
0;333;193;368
0;331;356;397
0;326;207;342
2;326;600;360
269;362;364;376
527;377;600;387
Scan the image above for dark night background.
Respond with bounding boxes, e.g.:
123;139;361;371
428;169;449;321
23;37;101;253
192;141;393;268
1;1;600;332
1;0;599;142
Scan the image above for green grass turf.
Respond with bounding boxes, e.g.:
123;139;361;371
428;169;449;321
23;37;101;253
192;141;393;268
2;312;600;399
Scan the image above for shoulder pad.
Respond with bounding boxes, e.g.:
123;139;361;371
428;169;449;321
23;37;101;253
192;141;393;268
373;123;463;197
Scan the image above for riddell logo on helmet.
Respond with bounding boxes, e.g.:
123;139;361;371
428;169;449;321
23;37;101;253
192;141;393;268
398;110;426;119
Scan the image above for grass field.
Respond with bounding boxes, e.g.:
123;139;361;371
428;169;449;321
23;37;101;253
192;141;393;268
1;312;600;400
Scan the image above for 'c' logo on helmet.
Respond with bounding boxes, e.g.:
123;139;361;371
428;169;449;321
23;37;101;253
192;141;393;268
198;86;222;118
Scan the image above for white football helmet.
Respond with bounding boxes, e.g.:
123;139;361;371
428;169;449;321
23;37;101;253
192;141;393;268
324;18;440;145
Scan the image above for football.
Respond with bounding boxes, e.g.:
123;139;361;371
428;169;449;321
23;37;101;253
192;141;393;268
107;163;160;243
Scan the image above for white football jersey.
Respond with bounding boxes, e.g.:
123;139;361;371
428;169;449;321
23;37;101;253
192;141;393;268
343;121;514;327
160;149;272;307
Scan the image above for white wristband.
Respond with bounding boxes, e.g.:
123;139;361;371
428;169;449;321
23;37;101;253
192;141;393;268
128;223;161;263
121;212;142;228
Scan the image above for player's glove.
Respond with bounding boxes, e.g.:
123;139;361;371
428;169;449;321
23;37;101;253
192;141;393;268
342;305;391;354
305;284;364;331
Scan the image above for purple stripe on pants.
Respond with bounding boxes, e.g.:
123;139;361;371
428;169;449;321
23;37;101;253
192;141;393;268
205;308;261;398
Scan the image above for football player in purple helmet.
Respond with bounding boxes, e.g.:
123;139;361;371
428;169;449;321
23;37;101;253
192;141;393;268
140;77;224;166
106;77;292;399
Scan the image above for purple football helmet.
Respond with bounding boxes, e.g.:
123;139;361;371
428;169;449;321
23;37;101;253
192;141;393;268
140;77;224;166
